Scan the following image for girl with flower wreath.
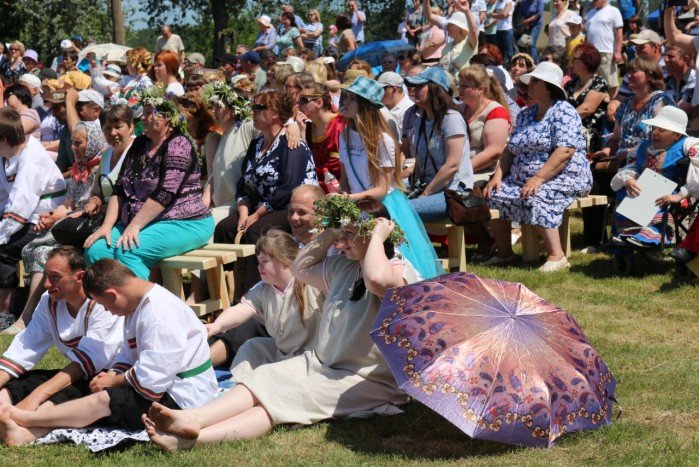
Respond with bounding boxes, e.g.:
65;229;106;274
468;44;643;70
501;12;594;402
143;197;418;451
338;76;442;279
83;87;213;279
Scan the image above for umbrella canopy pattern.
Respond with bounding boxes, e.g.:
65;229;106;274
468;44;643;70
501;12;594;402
337;40;415;71
79;43;132;64
371;272;617;448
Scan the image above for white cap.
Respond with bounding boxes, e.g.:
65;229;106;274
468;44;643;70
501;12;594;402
102;64;123;79
19;74;42;90
78;89;105;108
285;56;305;73
447;12;469;32
60;39;73;51
377;71;404;88
258;15;272;28
520;61;566;97
566;14;583;25
641;106;688;136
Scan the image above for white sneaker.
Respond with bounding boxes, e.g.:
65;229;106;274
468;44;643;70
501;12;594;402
539;257;571;272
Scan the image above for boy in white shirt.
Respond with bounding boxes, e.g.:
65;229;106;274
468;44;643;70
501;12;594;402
0;259;217;446
0;108;66;322
0;247;123;412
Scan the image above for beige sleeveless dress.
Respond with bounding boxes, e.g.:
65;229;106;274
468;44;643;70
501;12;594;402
468;100;507;182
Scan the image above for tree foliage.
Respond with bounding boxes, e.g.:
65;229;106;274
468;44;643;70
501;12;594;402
0;0;111;63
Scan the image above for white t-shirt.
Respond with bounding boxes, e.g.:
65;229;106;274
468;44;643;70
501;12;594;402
584;5;623;54
495;0;513;31
166;81;185;97
339;129;395;194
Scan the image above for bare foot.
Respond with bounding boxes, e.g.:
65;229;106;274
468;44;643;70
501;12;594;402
148;402;200;440
0;406;36;446
143;414;196;452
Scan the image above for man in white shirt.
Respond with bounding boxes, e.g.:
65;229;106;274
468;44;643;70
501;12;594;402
0;259;217;445
378;72;414;138
348;1;367;43
0;247;123;412
584;0;623;98
155;25;186;63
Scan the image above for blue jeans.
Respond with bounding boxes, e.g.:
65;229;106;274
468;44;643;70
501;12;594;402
528;23;541;62
496;29;515;67
408;192;449;222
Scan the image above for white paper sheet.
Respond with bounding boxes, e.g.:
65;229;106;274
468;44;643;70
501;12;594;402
616;168;677;227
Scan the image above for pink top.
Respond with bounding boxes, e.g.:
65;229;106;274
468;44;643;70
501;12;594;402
418;25;446;62
20;109;41;140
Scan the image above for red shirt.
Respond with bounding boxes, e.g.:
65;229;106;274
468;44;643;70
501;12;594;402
307;114;343;190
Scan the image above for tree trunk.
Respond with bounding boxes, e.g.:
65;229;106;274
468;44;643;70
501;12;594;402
211;0;229;59
111;0;126;45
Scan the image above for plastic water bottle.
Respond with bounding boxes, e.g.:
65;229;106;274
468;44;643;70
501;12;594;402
323;168;341;194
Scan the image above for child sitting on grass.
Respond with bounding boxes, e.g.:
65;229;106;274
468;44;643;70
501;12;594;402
207;229;323;378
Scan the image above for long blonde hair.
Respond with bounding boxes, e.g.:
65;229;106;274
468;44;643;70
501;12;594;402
344;96;404;191
255;230;307;321
458;65;510;118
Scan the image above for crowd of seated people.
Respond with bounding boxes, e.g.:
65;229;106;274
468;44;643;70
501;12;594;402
0;0;698;452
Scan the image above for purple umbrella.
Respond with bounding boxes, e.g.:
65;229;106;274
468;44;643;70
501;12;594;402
371;272;618;448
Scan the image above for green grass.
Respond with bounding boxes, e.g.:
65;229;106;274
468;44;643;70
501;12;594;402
1;215;697;465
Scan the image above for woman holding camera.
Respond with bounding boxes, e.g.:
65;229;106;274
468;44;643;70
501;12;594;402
404;67;475;220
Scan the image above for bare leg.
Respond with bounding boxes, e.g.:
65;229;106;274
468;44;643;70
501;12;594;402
488;219;513;258
148;384;256;438
0;288;12;312
9;390;111;429
0;405;51;446
535;226;564;261
209;340;230;368
144;406;273;452
0;388;12;405
14;273;45;328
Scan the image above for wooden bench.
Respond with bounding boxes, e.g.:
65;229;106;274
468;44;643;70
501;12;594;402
158;245;240;317
17;261;25;287
686;256;699;279
519;195;609;262
425;209;500;272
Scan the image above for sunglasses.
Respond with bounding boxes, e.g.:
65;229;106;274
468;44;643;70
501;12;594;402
251;104;268;112
398;55;407;60
9;48;20;52
298;94;323;106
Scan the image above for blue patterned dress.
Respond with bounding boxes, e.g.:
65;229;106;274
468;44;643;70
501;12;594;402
488;100;593;228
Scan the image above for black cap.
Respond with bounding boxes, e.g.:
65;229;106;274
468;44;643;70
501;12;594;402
216;53;237;65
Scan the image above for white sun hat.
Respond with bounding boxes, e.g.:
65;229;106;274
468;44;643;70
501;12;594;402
447;12;470;32
519;61;566;97
641;106;688;136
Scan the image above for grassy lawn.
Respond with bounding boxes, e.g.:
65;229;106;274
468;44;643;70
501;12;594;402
0;215;697;465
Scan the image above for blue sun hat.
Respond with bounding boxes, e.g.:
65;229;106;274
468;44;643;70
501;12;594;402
404;66;451;93
343;75;385;107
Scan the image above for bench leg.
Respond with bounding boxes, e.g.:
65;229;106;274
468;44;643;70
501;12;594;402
205;264;230;309
161;268;185;301
447;225;467;272
521;225;542;263
559;210;572;258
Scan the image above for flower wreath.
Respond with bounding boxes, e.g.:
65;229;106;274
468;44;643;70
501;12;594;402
135;85;189;135
313;196;406;245
201;81;252;121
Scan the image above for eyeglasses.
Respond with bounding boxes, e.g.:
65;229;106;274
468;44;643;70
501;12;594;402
398;55;407;61
251;104;268;112
298;94;323;106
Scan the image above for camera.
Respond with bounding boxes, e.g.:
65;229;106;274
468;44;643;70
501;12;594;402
407;180;428;199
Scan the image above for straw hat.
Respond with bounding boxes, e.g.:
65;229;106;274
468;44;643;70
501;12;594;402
519;62;566;97
641;106;688;136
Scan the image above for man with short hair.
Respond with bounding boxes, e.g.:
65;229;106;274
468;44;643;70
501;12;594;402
0;259;217;446
584;0;623;99
664;45;696;114
45;90;74;173
348;1;367;43
278;4;305;34
0;247;123;411
378;72;413;138
216;54;237;82
155;25;186;63
664;5;699;120
238;51;267;91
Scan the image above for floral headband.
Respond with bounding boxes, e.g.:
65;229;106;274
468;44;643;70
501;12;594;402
201;81;252;121
135;85;188;135
314;196;406;245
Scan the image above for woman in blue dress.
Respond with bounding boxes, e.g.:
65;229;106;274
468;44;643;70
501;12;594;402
483;62;592;272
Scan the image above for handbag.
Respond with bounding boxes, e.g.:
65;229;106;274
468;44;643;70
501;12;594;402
50;212;106;247
444;183;492;225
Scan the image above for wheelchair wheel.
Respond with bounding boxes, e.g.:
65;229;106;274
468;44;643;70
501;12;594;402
613;253;633;276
